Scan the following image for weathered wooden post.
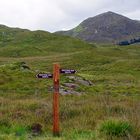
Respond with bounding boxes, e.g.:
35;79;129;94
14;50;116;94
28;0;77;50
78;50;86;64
53;63;60;136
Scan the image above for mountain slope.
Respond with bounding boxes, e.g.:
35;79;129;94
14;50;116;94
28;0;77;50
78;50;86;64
0;25;92;57
56;11;140;43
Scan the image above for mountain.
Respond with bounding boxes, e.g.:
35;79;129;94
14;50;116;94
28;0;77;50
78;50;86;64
0;25;92;57
56;11;140;43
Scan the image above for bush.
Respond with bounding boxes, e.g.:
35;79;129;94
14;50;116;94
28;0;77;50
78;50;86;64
99;119;133;137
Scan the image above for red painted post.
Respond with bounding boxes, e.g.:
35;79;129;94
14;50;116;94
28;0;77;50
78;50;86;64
53;63;60;136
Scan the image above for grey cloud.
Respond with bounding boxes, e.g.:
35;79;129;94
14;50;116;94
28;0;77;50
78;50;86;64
0;0;140;32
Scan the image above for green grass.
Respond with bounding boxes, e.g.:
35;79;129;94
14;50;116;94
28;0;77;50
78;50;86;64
99;119;133;137
0;27;140;139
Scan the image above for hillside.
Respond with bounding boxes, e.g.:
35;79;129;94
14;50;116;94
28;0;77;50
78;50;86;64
56;11;140;43
0;24;140;139
0;25;92;57
0;43;140;139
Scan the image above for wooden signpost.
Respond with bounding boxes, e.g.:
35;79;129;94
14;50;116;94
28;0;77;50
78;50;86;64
53;64;60;136
36;63;76;137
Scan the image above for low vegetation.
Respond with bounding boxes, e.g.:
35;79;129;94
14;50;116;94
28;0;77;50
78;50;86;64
0;29;140;139
99;119;133;137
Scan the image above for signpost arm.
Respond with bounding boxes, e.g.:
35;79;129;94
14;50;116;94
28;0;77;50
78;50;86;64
53;64;60;136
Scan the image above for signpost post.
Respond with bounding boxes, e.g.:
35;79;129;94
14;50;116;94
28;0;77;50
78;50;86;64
53;64;60;136
36;64;76;137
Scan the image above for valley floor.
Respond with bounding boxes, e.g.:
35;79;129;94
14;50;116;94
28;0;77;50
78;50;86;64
0;45;140;140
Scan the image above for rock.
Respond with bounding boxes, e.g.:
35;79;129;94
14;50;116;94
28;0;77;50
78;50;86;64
59;88;81;95
77;78;92;86
21;65;30;70
66;76;93;86
47;75;93;95
62;83;79;89
47;86;81;95
20;62;30;70
59;88;70;95
67;76;75;80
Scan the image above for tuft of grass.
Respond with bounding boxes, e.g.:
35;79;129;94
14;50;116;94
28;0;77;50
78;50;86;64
99;119;133;137
0;123;28;140
63;130;97;140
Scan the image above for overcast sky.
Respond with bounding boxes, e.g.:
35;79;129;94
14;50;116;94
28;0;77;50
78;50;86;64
0;0;140;32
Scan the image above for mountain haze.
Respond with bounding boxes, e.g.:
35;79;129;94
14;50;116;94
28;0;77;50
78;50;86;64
56;11;140;43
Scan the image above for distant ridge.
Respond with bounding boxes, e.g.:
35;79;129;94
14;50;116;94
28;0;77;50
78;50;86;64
56;11;140;43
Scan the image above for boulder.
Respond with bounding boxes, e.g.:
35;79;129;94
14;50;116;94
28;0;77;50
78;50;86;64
66;76;93;86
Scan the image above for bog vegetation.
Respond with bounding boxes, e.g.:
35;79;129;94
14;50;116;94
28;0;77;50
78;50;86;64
0;28;140;139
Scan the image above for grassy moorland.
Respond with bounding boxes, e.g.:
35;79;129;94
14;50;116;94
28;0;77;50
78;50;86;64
0;29;140;139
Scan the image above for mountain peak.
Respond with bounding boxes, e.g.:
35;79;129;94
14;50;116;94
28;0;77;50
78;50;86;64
56;11;140;43
105;11;119;15
106;11;114;13
89;11;129;22
102;11;126;17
